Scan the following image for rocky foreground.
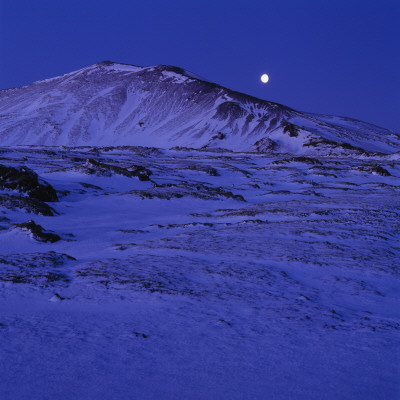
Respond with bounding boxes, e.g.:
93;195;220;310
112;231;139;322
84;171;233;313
0;145;399;399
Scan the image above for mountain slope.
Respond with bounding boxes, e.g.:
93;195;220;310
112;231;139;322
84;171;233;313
0;61;399;154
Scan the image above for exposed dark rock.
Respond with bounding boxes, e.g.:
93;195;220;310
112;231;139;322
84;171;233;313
132;332;148;338
303;138;339;148
65;158;153;180
212;132;226;140
291;156;322;165
355;165;391;176
0;194;56;216
206;167;219;176
171;145;233;153
78;182;103;190
282;122;300;137
272;157;322;165
339;142;367;152
51;293;65;300
254;137;276;153
0;251;74;287
184;164;219;176
99;146;162;156
370;166;391;176
303;138;372;155
0;164;58;201
214;101;246;120
74;255;206;297
65;156;87;162
13;220;61;242
126;182;245;201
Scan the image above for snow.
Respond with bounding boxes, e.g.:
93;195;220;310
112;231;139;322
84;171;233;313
1;62;399;154
291;113;400;154
0;145;399;399
161;70;195;83
106;63;144;73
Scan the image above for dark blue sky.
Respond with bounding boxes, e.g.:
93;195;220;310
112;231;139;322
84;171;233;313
1;0;399;131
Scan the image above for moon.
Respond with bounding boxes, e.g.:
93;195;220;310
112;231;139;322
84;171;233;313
261;74;269;83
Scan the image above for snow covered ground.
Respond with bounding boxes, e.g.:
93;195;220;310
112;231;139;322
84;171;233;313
0;145;399;399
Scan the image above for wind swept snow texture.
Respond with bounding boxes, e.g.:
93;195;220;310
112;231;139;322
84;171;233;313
0;145;399;400
0;61;399;154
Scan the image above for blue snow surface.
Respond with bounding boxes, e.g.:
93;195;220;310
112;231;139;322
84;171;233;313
0;146;399;399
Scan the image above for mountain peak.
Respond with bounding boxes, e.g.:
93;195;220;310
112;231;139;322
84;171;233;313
0;62;399;154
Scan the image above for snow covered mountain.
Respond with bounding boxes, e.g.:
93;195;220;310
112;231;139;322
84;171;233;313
1;60;399;154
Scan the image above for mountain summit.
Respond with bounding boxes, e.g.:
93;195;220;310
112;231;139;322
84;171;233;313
0;61;399;154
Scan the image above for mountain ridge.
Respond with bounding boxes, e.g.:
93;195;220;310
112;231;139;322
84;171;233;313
0;61;399;155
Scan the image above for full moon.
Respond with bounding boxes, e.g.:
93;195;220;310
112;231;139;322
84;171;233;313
261;74;269;83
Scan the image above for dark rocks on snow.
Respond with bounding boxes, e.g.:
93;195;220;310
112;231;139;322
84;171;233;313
132;332;148;338
212;132;226;140
78;182;103;190
203;132;228;150
77;158;152;181
0;251;74;287
98;146;162;156
290;156;322;165
355;165;391;177
370;166;391;176
184;164;219;176
0;164;58;202
303;138;371;155
14;220;61;242
254;137;276;153
282;122;300;137
127;182;245;201
272;157;322;165
206;167;219;176
0;194;56;216
214;101;246;120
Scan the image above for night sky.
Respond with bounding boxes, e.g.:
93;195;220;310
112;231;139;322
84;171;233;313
1;0;399;131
